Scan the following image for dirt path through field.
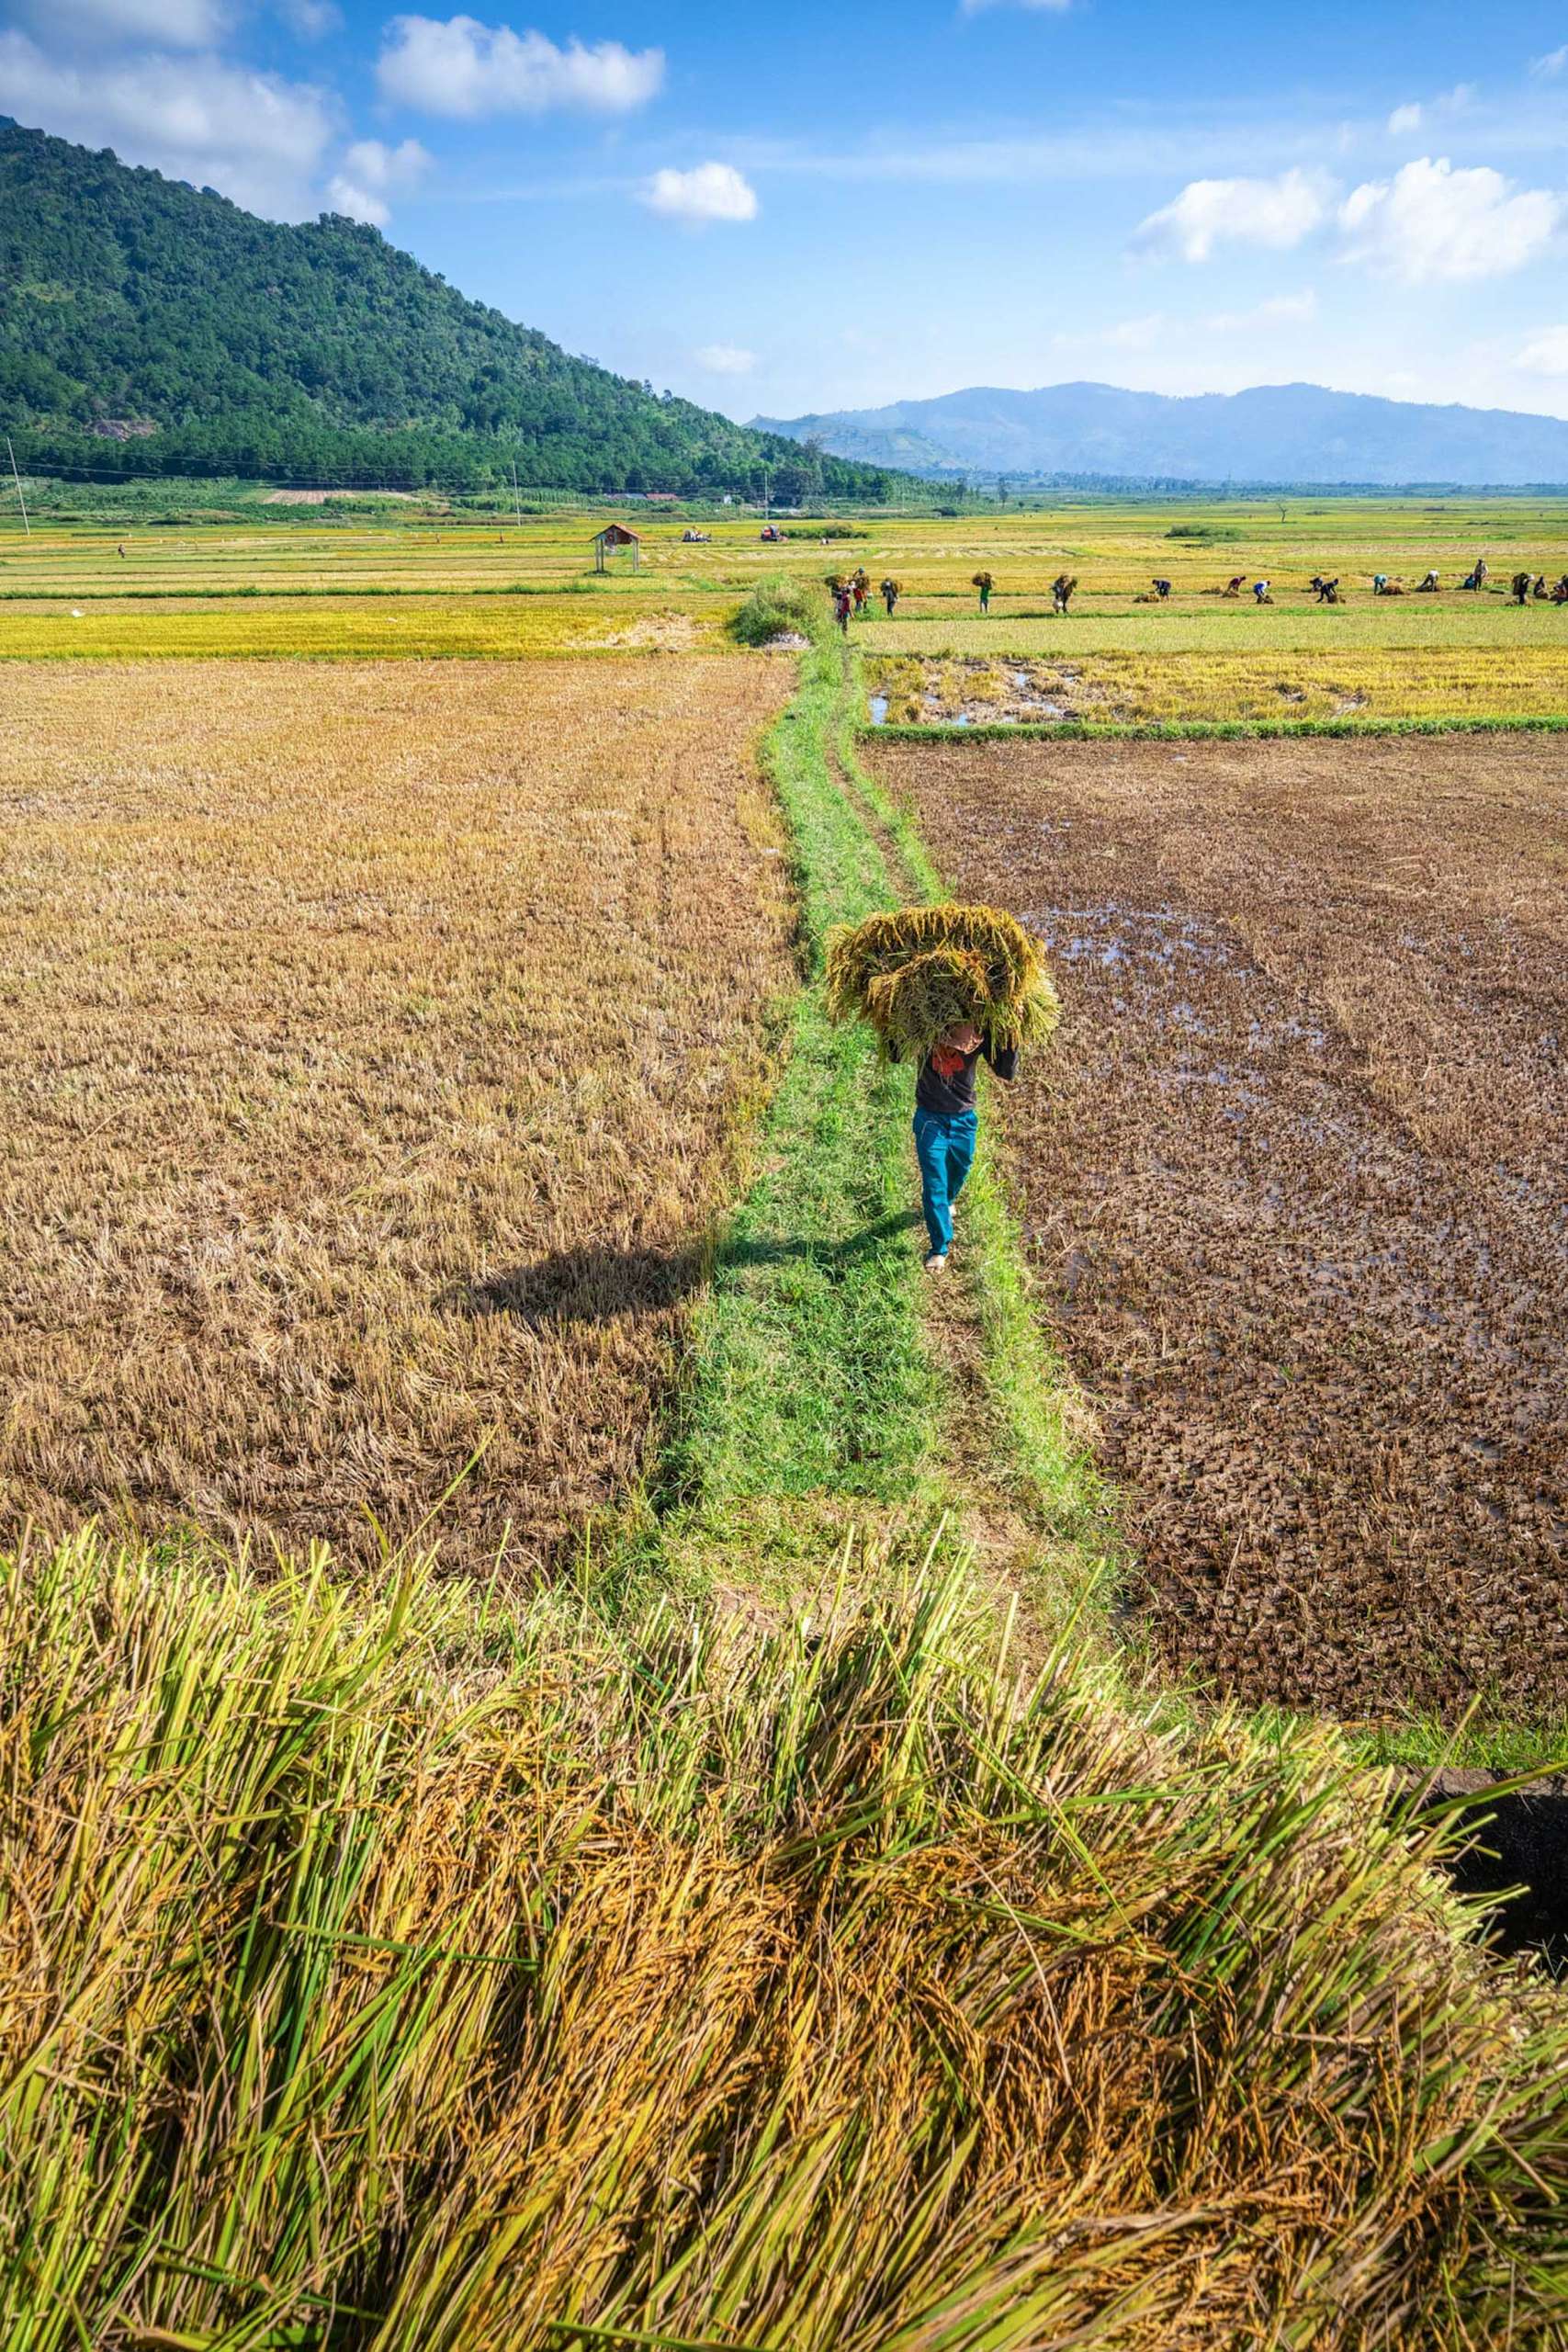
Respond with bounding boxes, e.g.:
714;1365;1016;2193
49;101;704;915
874;731;1568;1721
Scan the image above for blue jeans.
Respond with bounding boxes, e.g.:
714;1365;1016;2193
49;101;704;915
913;1107;977;1255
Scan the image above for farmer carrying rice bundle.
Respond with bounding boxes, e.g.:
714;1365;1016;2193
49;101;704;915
826;903;1058;1272
881;576;901;616
972;571;994;614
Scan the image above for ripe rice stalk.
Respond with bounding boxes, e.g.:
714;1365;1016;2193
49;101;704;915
825;901;1060;1060
2;1525;1562;2351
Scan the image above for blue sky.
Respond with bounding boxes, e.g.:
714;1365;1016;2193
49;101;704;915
6;0;1568;422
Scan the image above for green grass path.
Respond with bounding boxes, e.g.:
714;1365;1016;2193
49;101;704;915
663;622;1115;1630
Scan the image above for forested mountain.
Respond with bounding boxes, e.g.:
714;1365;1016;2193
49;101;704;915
0;121;895;499
756;380;1568;489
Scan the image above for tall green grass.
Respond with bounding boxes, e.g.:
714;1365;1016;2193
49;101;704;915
3;1526;1564;2350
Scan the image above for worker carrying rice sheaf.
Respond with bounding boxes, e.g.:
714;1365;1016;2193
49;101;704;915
1512;570;1533;605
826;904;1059;1273
972;571;994;614
881;576;901;616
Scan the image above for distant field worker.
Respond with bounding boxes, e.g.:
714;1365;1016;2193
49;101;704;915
1512;570;1533;605
972;570;994;613
1152;577;1172;599
1417;569;1439;593
1252;579;1271;605
832;582;852;635
881;576;900;616
912;1024;1015;1272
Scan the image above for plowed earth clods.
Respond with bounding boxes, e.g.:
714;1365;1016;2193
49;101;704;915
874;731;1568;1721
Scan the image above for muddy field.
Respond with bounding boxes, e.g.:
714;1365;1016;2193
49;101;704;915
0;658;790;1570
875;731;1568;1722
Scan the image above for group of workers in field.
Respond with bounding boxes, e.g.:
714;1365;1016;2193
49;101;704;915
827;557;1568;621
829;567;902;632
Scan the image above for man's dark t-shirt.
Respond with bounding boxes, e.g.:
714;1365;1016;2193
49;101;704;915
915;1037;1017;1117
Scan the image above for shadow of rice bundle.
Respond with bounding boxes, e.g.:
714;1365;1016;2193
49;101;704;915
826;902;1059;1063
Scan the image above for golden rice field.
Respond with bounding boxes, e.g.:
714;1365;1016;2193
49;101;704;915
869;645;1568;725
9;497;1568;715
0;655;791;1568
0;594;724;660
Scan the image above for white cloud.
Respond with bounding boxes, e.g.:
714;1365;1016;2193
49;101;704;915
1339;156;1562;282
12;0;230;45
376;16;662;118
0;29;335;214
1531;43;1568;76
325;133;429;225
1388;83;1473;137
1133;167;1332;262
1517;324;1568;374
694;342;756;375
642;161;757;222
278;0;343;35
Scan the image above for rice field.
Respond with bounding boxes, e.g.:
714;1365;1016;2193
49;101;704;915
0;656;792;1568
869;646;1568;726
3;511;1568;2344
8;491;1568;706
872;727;1568;1726
0;594;721;659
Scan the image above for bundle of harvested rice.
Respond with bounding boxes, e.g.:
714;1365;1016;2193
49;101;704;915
971;571;995;591
826;901;1059;1062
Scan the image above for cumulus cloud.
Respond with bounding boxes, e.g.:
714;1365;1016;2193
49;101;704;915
11;0;231;45
642;161;757;222
325;133;429;224
1339;157;1562;282
1133;167;1332;262
1517;325;1568;374
694;342;757;374
376;16;662;118
0;28;335;213
1387;102;1423;135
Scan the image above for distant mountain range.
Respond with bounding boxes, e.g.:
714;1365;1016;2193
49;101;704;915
752;381;1568;489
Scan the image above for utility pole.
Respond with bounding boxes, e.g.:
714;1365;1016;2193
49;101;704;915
6;436;30;537
511;458;524;529
762;464;770;520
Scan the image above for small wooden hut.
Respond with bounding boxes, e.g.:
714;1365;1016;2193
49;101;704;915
592;523;641;573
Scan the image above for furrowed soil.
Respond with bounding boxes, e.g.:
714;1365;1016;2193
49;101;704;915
874;731;1568;1722
0;657;791;1568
